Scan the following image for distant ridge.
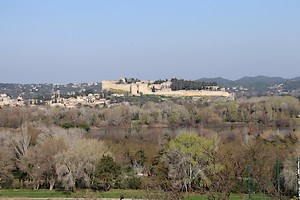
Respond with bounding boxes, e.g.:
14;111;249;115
196;76;300;94
197;76;299;86
235;76;285;86
291;76;300;81
196;77;233;85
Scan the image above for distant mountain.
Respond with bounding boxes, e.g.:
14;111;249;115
197;76;297;88
235;76;285;85
196;76;300;97
291;76;300;81
196;77;233;86
234;76;286;92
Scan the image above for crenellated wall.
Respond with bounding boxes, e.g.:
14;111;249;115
102;80;231;98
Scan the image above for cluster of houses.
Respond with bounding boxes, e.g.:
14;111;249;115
0;93;24;107
0;93;110;108
47;93;110;108
267;83;289;96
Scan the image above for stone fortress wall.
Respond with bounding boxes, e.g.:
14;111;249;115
102;80;132;93
102;79;231;98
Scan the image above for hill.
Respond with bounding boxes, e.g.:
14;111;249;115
197;76;300;97
0;82;102;100
196;77;234;86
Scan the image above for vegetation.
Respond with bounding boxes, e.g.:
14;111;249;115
93;155;122;191
117;77;141;84
171;78;218;91
153;79;169;84
0;189;273;199
0;95;300;199
197;76;300;97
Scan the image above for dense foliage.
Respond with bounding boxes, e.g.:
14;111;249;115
171;78;218;91
1;96;299;129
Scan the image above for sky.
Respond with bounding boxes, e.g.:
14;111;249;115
0;0;300;84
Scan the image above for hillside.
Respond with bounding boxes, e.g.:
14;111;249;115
0;82;102;100
197;76;300;97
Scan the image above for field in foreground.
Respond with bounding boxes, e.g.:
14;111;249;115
0;189;273;199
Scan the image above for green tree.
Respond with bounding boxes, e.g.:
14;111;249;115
93;155;121;191
163;132;220;193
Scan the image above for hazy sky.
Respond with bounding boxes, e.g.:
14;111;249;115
1;0;300;83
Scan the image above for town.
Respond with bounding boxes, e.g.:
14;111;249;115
2;76;300;108
0;78;232;108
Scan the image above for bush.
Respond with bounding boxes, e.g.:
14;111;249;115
77;123;90;132
125;176;142;190
0;176;13;189
61;121;75;129
61;121;90;132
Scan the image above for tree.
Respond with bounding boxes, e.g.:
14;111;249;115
39;138;67;190
13;124;31;188
282;142;300;196
54;138;109;191
15;126;67;190
0;145;14;188
163;132;219;193
14;124;31;164
18;146;44;190
93;155;121;191
0;131;15;188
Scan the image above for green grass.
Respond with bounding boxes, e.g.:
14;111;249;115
227;193;271;200
0;189;66;198
183;193;272;200
94;189;145;198
0;189;272;199
0;189;145;198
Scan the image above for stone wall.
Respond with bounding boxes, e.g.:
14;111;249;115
102;81;131;93
102;80;231;98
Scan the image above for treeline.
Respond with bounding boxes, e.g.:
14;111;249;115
170;78;218;91
1;123;300;199
117;77;141;84
0;96;299;129
0;125;137;192
153;79;168;84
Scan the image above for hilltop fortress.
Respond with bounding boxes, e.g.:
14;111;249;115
102;78;232;98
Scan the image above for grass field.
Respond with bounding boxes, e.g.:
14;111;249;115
184;193;272;200
0;189;272;199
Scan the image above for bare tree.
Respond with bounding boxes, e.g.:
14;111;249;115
54;138;109;191
18;146;44;190
41;138;67;190
37;125;84;145
282;144;300;194
14;124;31;165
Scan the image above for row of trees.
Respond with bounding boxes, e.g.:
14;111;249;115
0;125;109;191
117;78;141;84
170;78;218;91
1;122;300;199
0;96;298;129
